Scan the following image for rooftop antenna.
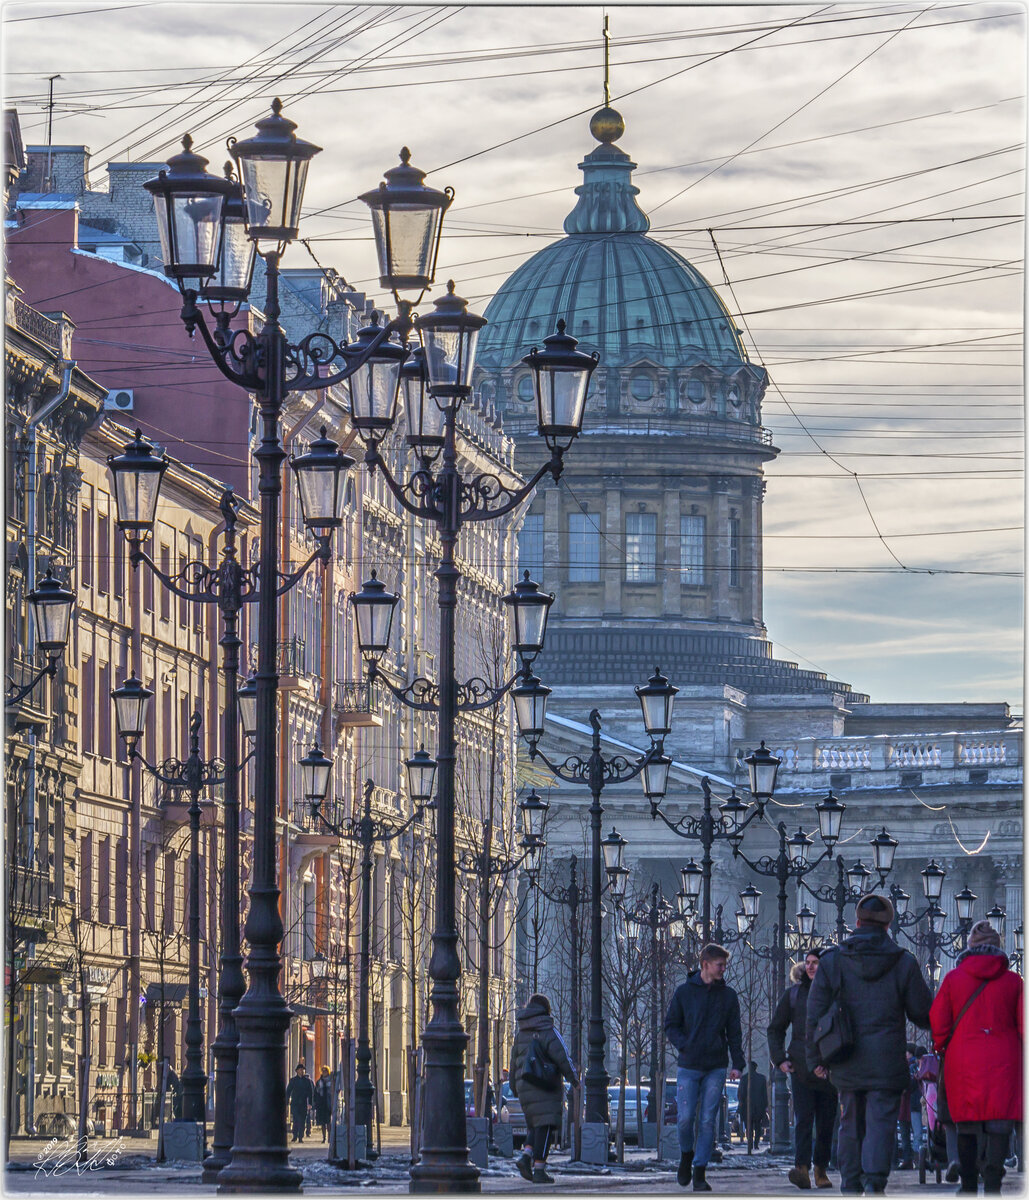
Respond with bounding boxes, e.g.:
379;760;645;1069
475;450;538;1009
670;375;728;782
603;13;611;106
44;74;62;192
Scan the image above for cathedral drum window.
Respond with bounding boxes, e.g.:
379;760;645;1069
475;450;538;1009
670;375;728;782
727;384;743;410
630;371;655;402
685;378;706;405
516;373;535;403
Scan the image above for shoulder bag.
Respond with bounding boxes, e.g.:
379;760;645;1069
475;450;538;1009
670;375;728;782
523;1032;559;1090
936;979;989;1124
812;957;855;1065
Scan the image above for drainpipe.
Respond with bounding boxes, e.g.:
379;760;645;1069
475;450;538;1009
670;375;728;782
23;355;75;1133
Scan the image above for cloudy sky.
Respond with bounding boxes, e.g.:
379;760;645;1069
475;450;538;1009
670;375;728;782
5;1;1024;707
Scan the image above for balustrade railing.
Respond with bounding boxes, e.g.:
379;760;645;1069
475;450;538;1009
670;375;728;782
333;680;375;715
735;730;1020;776
10;864;50;920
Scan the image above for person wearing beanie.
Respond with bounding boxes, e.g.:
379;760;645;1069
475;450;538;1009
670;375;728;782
768;950;837;1189
931;920;1022;1195
807;894;931;1194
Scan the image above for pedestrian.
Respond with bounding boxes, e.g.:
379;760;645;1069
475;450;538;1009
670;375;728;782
736;1061;768;1150
930;920;1022;1195
807;893;932;1195
509;992;579;1184
285;1062;315;1144
664;942;744;1192
313;1065;333;1144
768;950;837;1189
894;1045;922;1170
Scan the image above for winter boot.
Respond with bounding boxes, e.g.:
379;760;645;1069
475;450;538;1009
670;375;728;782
813;1165;833;1189
982;1166;1004;1196
677;1152;695;1187
532;1165;555;1184
692;1165;713;1192
789;1166;812;1189
516;1151;533;1183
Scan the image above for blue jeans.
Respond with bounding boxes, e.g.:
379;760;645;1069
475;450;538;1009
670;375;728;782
677;1067;724;1167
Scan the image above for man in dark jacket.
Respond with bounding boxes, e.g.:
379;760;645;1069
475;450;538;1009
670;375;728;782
807;894;932;1195
285;1063;315;1143
664;943;744;1192
769;951;837;1189
736;1061;768;1150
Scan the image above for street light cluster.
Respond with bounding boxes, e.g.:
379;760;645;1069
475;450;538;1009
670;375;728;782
120;95;605;1193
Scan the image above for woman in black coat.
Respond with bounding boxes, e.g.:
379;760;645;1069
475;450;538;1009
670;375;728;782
768;951;837;1190
313;1066;334;1143
509;993;579;1183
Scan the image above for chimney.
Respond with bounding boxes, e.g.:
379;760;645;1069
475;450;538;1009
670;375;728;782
24;145;90;195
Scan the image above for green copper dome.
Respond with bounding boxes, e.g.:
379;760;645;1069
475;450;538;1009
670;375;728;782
477;109;759;375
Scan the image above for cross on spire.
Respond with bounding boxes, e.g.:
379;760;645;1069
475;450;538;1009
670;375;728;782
603;14;611;106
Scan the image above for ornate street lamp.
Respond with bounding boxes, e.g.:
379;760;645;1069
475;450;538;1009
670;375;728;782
797;905;817;940
601;827;627;875
986;903;1007;939
289;427;355;534
416;281;486;406
786;828;814;865
404;746;438;806
310;952;328;981
503;571;555;666
954;885;977;925
111;675;152;749
521;319;599;453
744;741;781;805
400;345;444;456
229;98;321;243
28;569;75;655
143;135;232;291
107;430;168;541
921;860;946;904
511;671;551;747
680;860;703;905
892;887;911;918
200;166;257;315
358;147;453;297
640;752;671;801
351;572;400;664
815;791;845;852
847;860;872;895
870;827;899;878
519;790;550;841
345;317;408;439
236;677;258;742
635;666;678;740
740;883;762;923
300;744;332;807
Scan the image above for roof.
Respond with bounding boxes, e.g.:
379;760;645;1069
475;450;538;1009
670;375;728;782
477;108;756;374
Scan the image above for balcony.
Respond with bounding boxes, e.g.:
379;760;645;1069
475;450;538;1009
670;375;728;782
332;680;382;728
6;654;49;732
248;638;315;692
9;865;52;933
289;795;345;848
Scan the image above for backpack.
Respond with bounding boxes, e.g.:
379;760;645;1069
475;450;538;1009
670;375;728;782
522;1032;559;1090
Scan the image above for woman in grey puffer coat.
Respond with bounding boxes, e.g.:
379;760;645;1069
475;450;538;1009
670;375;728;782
509;994;579;1183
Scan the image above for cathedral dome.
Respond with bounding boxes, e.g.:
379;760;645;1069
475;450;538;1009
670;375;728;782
476;107;755;376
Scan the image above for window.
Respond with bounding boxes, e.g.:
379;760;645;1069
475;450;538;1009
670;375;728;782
98;662;111;759
143;560;154;615
686;379;705;403
114;527;127;602
630;372;654;401
98;838;111;923
81;656;95;754
567;512;600;582
178;548;189;628
681;514;706;584
625;512;657;583
728;516;741;588
159;545;171;621
80;834;92;917
516;374;535;403
81;491;94;589
97;502;110;596
517;513;544;581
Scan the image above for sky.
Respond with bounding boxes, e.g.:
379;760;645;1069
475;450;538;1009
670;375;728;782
4;1;1025;708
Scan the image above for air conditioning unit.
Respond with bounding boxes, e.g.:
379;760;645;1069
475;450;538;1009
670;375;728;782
104;388;134;412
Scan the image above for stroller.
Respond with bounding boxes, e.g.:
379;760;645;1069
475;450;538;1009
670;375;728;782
915;1051;946;1185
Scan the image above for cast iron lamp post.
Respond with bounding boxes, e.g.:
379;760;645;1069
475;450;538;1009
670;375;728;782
111;689;224;1128
142;97;469;1192
106;431;324;1182
648;774;768;943
892;861;977;988
727;766;846;1154
348;319;597;1194
6;568;75;705
456;792;546;1122
1012;923;1023;974
525;842;628;1158
300;751;434;1159
798;826;898;942
514;668;676;1129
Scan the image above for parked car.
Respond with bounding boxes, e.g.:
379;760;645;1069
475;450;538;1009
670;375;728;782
608;1084;649;1143
464;1079;476;1119
499;1081;527;1149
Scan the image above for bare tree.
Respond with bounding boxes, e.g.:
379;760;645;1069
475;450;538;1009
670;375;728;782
603;887;651;1162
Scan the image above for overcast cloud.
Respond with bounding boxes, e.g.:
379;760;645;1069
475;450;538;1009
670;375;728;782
5;1;1024;707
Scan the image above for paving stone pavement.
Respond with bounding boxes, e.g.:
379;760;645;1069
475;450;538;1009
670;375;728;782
5;1137;1024;1196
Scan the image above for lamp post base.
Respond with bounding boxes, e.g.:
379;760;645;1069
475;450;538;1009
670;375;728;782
770;1076;792;1155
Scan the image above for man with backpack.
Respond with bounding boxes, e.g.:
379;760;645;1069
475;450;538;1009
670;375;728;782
664;943;744;1191
807;894;932;1195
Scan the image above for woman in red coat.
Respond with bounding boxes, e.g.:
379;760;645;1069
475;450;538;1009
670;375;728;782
930;920;1023;1194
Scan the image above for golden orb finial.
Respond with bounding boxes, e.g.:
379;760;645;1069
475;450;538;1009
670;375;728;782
589;106;625;145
